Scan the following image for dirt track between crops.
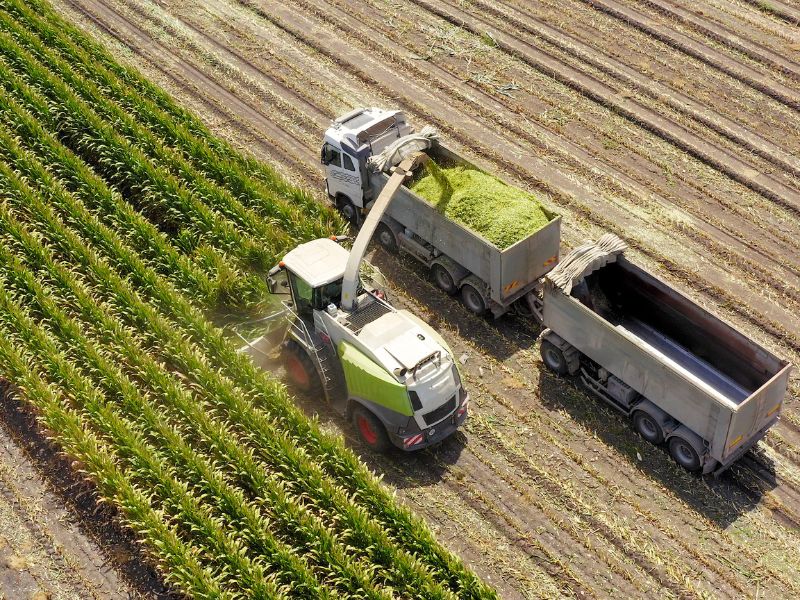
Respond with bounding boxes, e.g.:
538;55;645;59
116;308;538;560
35;0;800;597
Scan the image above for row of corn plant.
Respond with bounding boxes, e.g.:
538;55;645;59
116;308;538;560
0;238;343;599
0;85;271;309
0;8;328;245
0;164;419;599
0;274;282;599
0;32;279;274
0;138;458;599
0;0;332;224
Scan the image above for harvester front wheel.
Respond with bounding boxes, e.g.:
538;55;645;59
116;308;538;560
284;341;323;397
352;406;391;453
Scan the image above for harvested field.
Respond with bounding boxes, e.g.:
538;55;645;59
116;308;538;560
7;0;800;597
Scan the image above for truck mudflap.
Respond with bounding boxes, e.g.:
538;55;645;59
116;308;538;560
712;417;779;478
392;394;469;451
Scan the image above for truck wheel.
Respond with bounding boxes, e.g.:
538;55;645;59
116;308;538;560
432;264;457;295
540;339;568;375
338;197;359;227
374;223;398;253
284;341;323;397
668;436;702;472
352;406;391;453
633;411;664;445
461;284;487;315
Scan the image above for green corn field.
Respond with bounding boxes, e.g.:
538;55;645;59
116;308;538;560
0;0;496;597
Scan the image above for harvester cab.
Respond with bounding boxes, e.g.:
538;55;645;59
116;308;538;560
261;112;468;452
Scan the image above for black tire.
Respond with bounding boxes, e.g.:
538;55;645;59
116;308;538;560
633;411;664;445
283;341;323;397
374;223;398;253
461;284;487;315
338;196;359;227
432;264;457;295
540;339;568;376
352;406;391;452
668;436;702;472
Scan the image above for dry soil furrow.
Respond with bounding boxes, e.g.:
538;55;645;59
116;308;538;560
410;0;800;211
482;0;800;178
643;0;800;78
741;0;800;24
704;0;800;48
585;0;800;108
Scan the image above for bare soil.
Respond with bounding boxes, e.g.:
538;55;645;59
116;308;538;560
28;0;800;597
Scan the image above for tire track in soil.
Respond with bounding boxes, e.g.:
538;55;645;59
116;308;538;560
480;0;800;177
53;2;800;596
585;0;800;109
741;0;800;25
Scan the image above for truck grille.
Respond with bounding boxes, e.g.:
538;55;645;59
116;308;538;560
422;395;456;426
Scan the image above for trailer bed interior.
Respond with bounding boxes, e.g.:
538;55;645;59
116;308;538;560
574;258;781;407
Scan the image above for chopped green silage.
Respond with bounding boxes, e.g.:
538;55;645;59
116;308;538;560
411;162;552;249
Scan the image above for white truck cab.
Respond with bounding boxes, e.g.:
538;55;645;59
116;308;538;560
322;107;413;224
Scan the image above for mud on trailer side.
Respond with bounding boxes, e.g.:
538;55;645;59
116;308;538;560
539;237;791;475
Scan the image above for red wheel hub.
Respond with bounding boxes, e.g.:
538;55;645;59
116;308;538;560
286;354;309;389
357;415;378;445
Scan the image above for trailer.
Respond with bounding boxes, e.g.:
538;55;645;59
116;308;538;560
538;236;791;475
323;108;561;317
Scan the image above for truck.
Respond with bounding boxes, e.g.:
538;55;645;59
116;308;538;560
242;149;468;452
322;107;791;474
322;107;562;318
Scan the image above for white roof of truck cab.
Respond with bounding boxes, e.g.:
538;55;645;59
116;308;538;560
324;107;413;154
281;238;349;287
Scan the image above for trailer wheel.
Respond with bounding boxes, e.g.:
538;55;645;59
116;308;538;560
352;406;391;453
633;411;665;445
540;339;569;375
433;264;457;295
668;436;702;472
374;223;397;253
461;284;487;315
284;341;323;397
